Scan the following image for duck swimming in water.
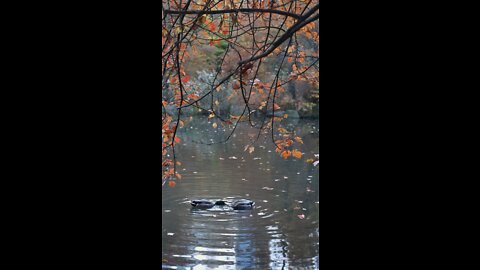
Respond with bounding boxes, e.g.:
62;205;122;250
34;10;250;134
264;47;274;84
231;199;255;210
190;200;226;209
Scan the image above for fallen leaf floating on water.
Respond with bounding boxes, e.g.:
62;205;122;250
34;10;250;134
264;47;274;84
248;146;255;154
313;161;319;167
228;156;238;160
298;214;305;219
219;157;225;160
168;181;176;187
262;187;274;191
212;122;218;128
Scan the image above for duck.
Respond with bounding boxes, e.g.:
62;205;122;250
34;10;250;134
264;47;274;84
231;199;255;210
191;200;227;209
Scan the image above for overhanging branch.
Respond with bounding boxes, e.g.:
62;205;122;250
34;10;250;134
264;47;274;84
164;8;302;19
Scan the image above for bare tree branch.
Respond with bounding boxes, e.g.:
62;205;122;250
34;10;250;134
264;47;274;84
164;8;302;19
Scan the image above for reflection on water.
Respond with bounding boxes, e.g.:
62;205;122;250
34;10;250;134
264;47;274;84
162;117;319;269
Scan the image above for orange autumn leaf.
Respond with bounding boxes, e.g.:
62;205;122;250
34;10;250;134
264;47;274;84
168;181;176;187
175;173;182;179
181;75;190;83
294;136;304;144
209;39;220;46
174;137;181;144
292;149;303;159
278;127;287;133
208;22;216;32
281;150;291;159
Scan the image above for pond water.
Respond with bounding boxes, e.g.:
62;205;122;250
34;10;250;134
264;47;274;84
162;116;320;269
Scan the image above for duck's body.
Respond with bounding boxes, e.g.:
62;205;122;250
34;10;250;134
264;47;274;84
231;199;255;210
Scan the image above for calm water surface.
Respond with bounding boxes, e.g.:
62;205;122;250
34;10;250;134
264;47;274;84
162;117;319;269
